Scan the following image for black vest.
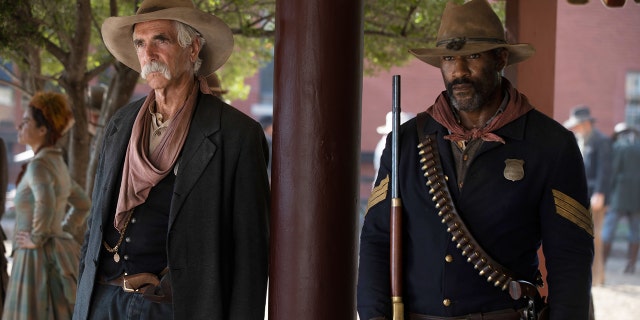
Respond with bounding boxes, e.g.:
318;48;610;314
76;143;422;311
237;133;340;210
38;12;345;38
99;172;175;280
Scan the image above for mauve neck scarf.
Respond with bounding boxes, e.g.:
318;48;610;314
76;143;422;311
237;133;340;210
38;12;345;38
426;78;533;144
113;77;212;231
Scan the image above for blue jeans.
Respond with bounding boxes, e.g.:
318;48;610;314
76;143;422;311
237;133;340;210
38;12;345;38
602;210;640;243
88;284;173;320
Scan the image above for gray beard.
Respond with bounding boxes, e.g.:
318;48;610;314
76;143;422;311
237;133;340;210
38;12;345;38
449;92;485;113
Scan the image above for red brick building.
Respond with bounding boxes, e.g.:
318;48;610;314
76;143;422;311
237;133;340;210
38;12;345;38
554;0;640;132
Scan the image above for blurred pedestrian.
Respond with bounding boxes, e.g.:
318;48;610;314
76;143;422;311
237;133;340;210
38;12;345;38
3;91;91;320
602;122;640;274
564;105;612;286
563;105;612;212
0;137;8;317
259;115;273;181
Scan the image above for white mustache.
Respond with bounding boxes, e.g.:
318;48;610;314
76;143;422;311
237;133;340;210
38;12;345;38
141;61;172;80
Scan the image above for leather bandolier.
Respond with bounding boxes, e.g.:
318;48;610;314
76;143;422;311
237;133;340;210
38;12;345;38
415;112;548;320
417;135;514;291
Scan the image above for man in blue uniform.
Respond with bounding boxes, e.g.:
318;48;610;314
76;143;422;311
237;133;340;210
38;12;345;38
357;1;594;319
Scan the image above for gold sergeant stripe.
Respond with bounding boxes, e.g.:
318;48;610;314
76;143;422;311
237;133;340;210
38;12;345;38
365;175;389;215
552;189;593;236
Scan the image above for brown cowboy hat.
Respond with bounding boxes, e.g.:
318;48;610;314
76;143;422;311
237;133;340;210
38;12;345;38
101;0;234;77
409;0;535;68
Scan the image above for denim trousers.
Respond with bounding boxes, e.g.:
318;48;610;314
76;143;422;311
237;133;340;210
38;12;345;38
602;210;640;243
88;284;173;320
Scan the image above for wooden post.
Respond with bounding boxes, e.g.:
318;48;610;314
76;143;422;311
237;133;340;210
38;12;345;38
268;0;364;319
507;0;605;294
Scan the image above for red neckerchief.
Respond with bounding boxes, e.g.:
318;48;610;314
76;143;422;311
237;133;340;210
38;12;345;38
426;78;533;144
114;77;211;231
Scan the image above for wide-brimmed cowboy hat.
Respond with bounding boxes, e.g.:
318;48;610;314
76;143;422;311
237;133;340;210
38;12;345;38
409;0;535;68
101;0;234;77
563;105;595;129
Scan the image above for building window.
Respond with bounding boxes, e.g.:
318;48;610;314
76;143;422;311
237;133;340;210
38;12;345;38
0;61;14;106
626;72;640;127
259;60;274;105
251;59;274;118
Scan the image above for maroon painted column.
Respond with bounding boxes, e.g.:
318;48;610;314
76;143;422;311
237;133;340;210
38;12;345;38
505;0;557;117
268;0;364;319
506;0;561;297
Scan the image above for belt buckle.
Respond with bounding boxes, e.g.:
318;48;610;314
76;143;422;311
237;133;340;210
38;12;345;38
122;277;139;293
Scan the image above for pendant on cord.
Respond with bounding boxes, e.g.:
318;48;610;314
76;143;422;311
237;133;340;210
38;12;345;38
114;252;120;263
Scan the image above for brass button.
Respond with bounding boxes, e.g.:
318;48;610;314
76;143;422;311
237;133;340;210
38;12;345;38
443;299;451;307
463;154;469;161
445;255;453;263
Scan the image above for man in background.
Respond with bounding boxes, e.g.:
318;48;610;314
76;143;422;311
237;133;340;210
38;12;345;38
0;137;8;317
564;105;612;286
260;115;273;181
602;122;640;274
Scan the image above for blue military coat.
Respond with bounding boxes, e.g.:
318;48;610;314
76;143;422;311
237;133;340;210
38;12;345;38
358;110;594;319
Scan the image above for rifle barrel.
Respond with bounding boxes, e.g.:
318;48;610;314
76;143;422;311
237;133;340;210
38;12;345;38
391;75;401;198
390;75;404;320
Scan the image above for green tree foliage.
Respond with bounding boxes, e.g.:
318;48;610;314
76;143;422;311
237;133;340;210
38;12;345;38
0;0;469;192
364;0;450;73
362;0;506;73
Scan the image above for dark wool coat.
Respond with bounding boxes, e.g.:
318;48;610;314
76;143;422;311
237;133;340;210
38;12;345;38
581;128;612;199
73;93;270;320
609;138;640;213
358;110;594;320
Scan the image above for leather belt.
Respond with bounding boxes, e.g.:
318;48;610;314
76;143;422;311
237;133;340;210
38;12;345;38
99;273;160;293
408;308;523;320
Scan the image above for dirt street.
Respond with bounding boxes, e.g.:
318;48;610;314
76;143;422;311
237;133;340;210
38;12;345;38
592;240;640;320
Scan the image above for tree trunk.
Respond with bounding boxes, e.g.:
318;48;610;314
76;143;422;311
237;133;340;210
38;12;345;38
62;81;90;188
49;0;93;188
85;63;139;197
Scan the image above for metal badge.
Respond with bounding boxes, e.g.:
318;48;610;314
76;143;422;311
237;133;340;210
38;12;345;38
503;159;525;182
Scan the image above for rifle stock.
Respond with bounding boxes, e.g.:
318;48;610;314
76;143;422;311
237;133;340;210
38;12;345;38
390;75;404;320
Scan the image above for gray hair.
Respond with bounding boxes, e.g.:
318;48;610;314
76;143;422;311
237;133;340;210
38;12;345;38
174;21;206;75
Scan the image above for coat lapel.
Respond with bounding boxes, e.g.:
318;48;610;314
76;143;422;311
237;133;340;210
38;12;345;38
98;101;142;226
476;112;528;156
169;94;220;227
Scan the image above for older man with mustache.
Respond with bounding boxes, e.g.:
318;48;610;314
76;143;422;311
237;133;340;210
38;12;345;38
73;1;270;319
